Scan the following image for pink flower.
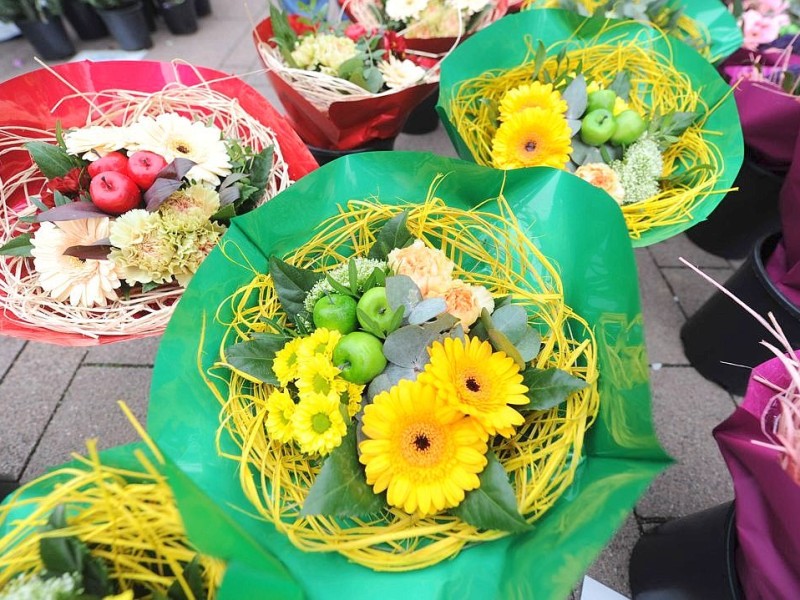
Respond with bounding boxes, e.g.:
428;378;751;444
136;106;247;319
754;0;788;14
742;9;782;49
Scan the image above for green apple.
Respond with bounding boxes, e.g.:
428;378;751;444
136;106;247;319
332;331;387;384
609;110;647;146
580;109;617;147
356;286;396;336
586;89;617;114
312;293;358;334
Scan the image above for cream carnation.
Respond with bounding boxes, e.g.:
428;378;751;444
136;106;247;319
171;221;226;286
64;125;131;159
385;0;429;22
377;56;426;90
575;163;626;205
291;34;358;75
30;218;121;307
108;209;176;285
127;113;232;186
159;183;220;231
388;239;454;297
438;279;494;331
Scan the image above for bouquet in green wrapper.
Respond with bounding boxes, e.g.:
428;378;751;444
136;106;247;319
438;9;744;246
146;152;670;599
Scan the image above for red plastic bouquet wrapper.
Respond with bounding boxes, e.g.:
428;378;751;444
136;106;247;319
714;353;800;600
0;60;317;346
254;18;438;150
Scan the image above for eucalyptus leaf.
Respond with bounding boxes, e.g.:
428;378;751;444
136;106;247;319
451;452;531;533
489;304;528;344
562;74;587;119
408;297;446;325
487;328;525;369
383;325;437;369
367;363;415;400
608;71;631;100
368;211;413;260
385;275;422;313
516;328;542;362
269;255;322;319
25;141;82;179
226;333;289;385
521;367;588;411
0;233;33;257
301;425;386;517
567;118;582;136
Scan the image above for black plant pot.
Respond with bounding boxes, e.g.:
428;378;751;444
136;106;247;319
97;2;153;50
0;477;18;502
194;0;211;16
161;0;198;34
402;89;440;135
629;502;743;599
681;233;800;395
142;0;157;30
307;138;396;166
62;0;108;40
686;154;783;259
15;17;75;60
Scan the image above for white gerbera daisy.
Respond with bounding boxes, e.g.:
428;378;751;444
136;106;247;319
127;113;232;186
64;124;131;159
377;56;427;89
30;218;121;307
385;0;429;21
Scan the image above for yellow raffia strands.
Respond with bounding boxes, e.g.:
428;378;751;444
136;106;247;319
525;0;713;59
0;404;225;597
447;21;732;241
203;179;600;571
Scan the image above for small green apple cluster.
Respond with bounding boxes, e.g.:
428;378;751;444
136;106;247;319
579;88;647;149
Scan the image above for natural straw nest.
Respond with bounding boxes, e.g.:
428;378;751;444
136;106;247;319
526;0;712;59
446;22;731;241
204;190;599;571
0;65;295;340
0;426;225;597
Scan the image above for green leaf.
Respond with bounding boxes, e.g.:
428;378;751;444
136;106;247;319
0;233;33;257
211;203;237;221
167;556;205;600
489;304;528;344
451;452;531;533
368;211;413;260
240;145;273;212
301;425;385;517
40;534;86;575
363;67;384;94
25;141;81;179
348;258;358;294
326;273;358;298
226;333;289;385
269;255;322;319
487;328;525;369
521;367;588;411
562;74;587;120
608;71;631;100
269;4;299;67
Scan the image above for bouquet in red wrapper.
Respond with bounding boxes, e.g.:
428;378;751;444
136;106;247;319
0;61;316;346
254;7;439;150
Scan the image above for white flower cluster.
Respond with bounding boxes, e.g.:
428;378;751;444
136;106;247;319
291;34;359;76
376;56;427;89
303;258;388;312
0;572;81;600
385;0;489;22
612;135;664;204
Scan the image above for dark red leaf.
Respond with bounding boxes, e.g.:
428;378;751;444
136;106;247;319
36;202;112;222
63;238;112;260
144;158;196;212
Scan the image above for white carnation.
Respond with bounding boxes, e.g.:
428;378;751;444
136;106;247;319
385;0;430;21
377;56;426;89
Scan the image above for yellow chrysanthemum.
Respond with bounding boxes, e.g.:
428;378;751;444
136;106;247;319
418;336;529;437
359;379;488;517
272;337;302;386
499;82;568;121
491;107;572;170
297;327;342;361
344;382;365;417
266;388;296;444
296;354;347;398
292;393;347;455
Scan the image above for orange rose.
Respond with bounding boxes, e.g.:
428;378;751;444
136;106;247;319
388;239;454;297
440;280;495;331
575;163;625;204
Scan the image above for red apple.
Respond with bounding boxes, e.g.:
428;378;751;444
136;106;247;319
127;151;167;190
89;171;142;215
87;151;129;178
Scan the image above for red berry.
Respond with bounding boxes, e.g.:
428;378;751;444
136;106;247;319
87;151;129;178
89;171;142;215
127;151;168;190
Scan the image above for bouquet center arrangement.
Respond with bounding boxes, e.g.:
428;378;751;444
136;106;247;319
203;180;599;571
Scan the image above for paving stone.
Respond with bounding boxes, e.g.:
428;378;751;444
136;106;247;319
636;367;736;519
396;129;460;158
145;17;252;67
0;337;25;382
0;343;85;480
635;249;687;365
649;233;732;268
585;515;639;598
84;336;161;366
21;366;151;482
662;266;735;318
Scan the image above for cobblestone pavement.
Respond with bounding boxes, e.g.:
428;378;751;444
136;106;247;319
0;4;749;596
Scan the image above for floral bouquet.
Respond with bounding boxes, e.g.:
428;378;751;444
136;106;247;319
728;0;799;50
0;60;317;346
147;152;670;598
438;9;743;246
342;0;509;54
525;0;743;62
253;7;439;151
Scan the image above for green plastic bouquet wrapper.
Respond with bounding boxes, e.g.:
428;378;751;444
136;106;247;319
0;443;304;600
437;9;745;247
148;152;670;599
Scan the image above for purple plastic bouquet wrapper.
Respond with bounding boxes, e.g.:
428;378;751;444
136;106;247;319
722;49;800;170
713;353;800;600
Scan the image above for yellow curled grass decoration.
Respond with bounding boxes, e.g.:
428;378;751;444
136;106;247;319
205;184;600;571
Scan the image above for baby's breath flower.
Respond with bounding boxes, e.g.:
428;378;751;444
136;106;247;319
303;258;388;312
611;135;663;204
0;572;81;600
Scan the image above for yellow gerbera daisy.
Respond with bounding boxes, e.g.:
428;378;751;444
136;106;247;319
499;82;568;121
292;393;347;455
359;379;488;517
344;382;365;417
272;338;303;387
491;107;572;170
418;336;529;437
266;388;296;444
297;328;342;361
296;354;347;399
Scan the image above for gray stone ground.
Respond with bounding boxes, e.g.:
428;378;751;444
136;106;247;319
0;4;750;597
